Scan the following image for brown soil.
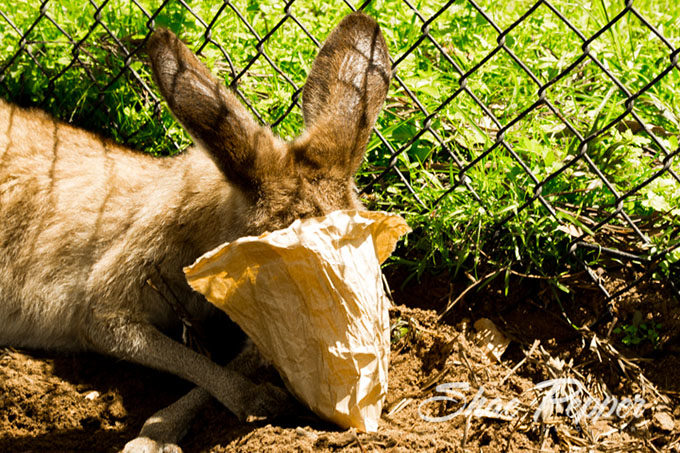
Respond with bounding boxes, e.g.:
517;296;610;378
1;272;679;452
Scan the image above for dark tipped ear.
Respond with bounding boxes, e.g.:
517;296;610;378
298;12;391;176
147;28;282;191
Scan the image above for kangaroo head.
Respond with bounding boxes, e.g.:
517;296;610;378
147;13;391;235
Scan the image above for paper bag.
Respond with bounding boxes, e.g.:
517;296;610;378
184;210;410;432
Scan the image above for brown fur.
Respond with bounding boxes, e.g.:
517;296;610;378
0;12;390;452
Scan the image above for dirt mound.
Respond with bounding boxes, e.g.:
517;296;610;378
1;303;678;452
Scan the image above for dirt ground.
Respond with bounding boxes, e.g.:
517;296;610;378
1;271;679;452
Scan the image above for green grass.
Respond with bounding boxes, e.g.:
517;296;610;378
1;0;678;296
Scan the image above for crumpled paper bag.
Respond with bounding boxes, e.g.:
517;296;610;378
184;210;410;432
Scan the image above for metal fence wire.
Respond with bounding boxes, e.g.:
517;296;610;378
1;1;678;314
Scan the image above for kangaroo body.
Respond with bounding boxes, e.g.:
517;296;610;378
0;107;241;350
0;12;391;453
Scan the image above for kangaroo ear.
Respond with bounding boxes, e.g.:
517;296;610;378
297;12;391;177
147;28;283;191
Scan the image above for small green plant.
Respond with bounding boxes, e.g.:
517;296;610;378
614;321;662;347
391;318;411;344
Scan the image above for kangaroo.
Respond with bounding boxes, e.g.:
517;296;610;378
0;12;391;453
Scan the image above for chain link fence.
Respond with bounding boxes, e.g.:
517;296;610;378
1;0;678;318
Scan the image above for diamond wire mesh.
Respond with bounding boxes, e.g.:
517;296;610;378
0;1;678;312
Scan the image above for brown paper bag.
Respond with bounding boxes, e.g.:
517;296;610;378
184;210;410;432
